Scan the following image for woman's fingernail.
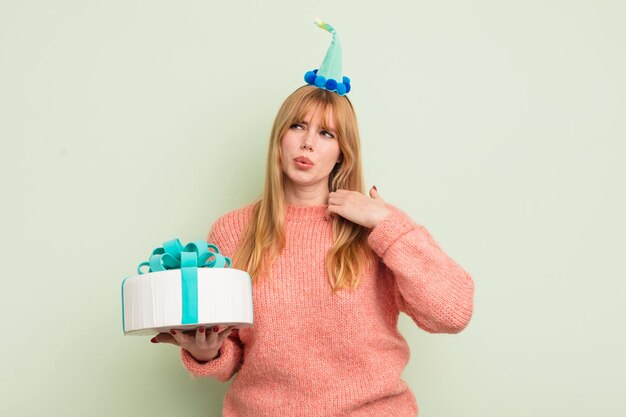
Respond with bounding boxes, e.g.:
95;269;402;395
373;185;377;191
213;326;219;332
170;330;176;335
151;337;158;343
199;327;205;333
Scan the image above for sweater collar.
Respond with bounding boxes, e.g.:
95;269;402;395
286;204;329;221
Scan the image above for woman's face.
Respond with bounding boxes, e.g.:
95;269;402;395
280;105;342;190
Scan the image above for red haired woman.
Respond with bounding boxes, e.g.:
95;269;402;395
153;85;474;416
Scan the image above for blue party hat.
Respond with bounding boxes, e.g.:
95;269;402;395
304;19;351;96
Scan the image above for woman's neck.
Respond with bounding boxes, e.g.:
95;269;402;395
283;181;329;206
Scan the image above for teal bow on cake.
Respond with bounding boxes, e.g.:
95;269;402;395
137;238;231;324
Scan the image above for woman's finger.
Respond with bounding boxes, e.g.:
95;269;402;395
152;332;178;345
206;325;220;342
369;185;384;201
195;326;207;345
217;326;236;342
328;195;344;205
327;204;343;217
169;329;190;347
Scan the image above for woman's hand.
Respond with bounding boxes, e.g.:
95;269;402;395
151;326;236;362
326;186;392;228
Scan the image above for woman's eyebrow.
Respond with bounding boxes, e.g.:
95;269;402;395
298;121;337;134
322;125;337;134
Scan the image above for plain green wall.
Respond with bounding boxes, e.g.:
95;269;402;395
1;1;625;416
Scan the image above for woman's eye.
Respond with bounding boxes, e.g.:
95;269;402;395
321;130;335;139
290;123;303;129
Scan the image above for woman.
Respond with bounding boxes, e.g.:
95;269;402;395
152;84;475;416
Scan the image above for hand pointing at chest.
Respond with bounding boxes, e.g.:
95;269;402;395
326;186;392;228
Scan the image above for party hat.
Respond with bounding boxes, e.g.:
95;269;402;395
304;19;351;96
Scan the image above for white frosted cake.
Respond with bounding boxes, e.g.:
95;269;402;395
121;239;254;335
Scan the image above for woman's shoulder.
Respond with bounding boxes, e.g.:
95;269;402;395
211;201;256;232
207;202;257;256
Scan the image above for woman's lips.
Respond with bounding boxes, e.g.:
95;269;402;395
294;156;314;170
294;159;314;170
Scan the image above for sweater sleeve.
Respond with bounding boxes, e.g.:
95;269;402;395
180;333;244;381
367;205;474;334
179;211;247;380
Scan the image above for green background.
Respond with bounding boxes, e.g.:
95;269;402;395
1;1;624;416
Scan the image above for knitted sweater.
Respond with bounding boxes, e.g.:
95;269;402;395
180;203;474;417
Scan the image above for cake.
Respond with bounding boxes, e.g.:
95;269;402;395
121;238;254;335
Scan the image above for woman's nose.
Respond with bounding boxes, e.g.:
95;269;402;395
301;130;316;149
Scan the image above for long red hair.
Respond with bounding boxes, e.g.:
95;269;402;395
232;85;373;292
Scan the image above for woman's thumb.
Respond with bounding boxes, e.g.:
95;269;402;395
369;185;381;199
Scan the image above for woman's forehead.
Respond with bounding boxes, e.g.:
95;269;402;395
297;103;336;128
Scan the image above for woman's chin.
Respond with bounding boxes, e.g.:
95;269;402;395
284;173;328;188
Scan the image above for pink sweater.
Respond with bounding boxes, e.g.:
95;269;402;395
180;203;474;416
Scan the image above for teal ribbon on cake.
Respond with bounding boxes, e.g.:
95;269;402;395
137;238;231;325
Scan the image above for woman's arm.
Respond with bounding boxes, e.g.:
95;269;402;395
180;331;244;381
179;211;248;380
367;206;474;333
